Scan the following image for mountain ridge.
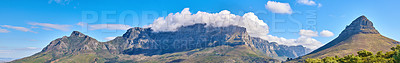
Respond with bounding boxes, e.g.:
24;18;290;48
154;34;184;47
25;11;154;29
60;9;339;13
11;23;310;63
292;15;399;62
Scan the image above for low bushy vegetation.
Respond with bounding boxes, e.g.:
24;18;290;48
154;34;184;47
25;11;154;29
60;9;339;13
305;45;400;63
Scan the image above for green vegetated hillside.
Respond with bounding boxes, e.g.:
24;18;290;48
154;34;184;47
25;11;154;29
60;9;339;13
289;16;400;62
11;24;313;63
305;45;400;63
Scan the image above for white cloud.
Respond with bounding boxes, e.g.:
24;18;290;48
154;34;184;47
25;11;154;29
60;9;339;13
41;28;52;31
144;8;326;49
300;29;319;37
297;0;316;5
0;28;10;33
12;47;41;51
295;36;323;49
0;47;40;54
30;26;39;29
144;8;269;38
0;25;35;33
264;1;292;14
88;24;132;30
76;22;86;26
297;0;323;7
260;30;334;49
259;30;323;49
29;22;72;31
24;47;40;50
48;0;71;5
320;30;334;37
318;3;323;8
0;50;11;53
104;37;116;41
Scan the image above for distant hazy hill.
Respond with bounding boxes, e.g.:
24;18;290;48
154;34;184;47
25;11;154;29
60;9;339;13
292;16;399;62
11;23;310;63
0;58;13;63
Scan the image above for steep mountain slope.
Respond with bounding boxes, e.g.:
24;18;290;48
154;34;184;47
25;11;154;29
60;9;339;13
294;16;400;61
11;24;310;63
252;37;312;60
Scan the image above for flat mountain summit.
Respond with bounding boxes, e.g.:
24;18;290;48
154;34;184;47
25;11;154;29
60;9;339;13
11;24;310;63
294;15;399;62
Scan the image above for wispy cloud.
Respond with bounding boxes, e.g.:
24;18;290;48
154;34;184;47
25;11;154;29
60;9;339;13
88;24;132;30
0;28;10;33
0;25;36;33
76;22;132;30
0;50;11;53
29;22;72;31
15;47;40;50
48;0;71;5
76;22;86;27
104;37;116;41
265;1;293;14
0;47;40;54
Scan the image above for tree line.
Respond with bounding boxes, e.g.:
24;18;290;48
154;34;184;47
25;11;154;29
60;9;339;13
305;45;400;63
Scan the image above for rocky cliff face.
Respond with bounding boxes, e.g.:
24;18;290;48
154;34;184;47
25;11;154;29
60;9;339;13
12;23;310;63
252;37;312;60
111;24;251;56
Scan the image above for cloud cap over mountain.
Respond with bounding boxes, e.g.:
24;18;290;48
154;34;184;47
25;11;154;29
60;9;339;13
144;8;269;38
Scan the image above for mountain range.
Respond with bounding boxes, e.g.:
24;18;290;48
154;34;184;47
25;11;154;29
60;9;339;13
10;23;310;63
10;15;398;63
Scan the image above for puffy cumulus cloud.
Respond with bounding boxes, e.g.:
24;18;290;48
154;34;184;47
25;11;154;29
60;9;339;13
320;30;334;37
104;37;116;41
88;24;132;30
144;8;269;38
0;25;35;33
295;36;323;49
264;1;292;14
0;28;10;33
260;29;335;49
260;33;323;50
300;29;319;37
144;8;329;49
297;0;316;5
29;22;72;31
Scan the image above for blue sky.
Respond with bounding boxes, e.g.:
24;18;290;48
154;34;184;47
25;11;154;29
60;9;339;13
0;0;399;60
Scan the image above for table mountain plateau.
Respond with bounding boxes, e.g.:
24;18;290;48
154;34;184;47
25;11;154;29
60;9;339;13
11;23;310;63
